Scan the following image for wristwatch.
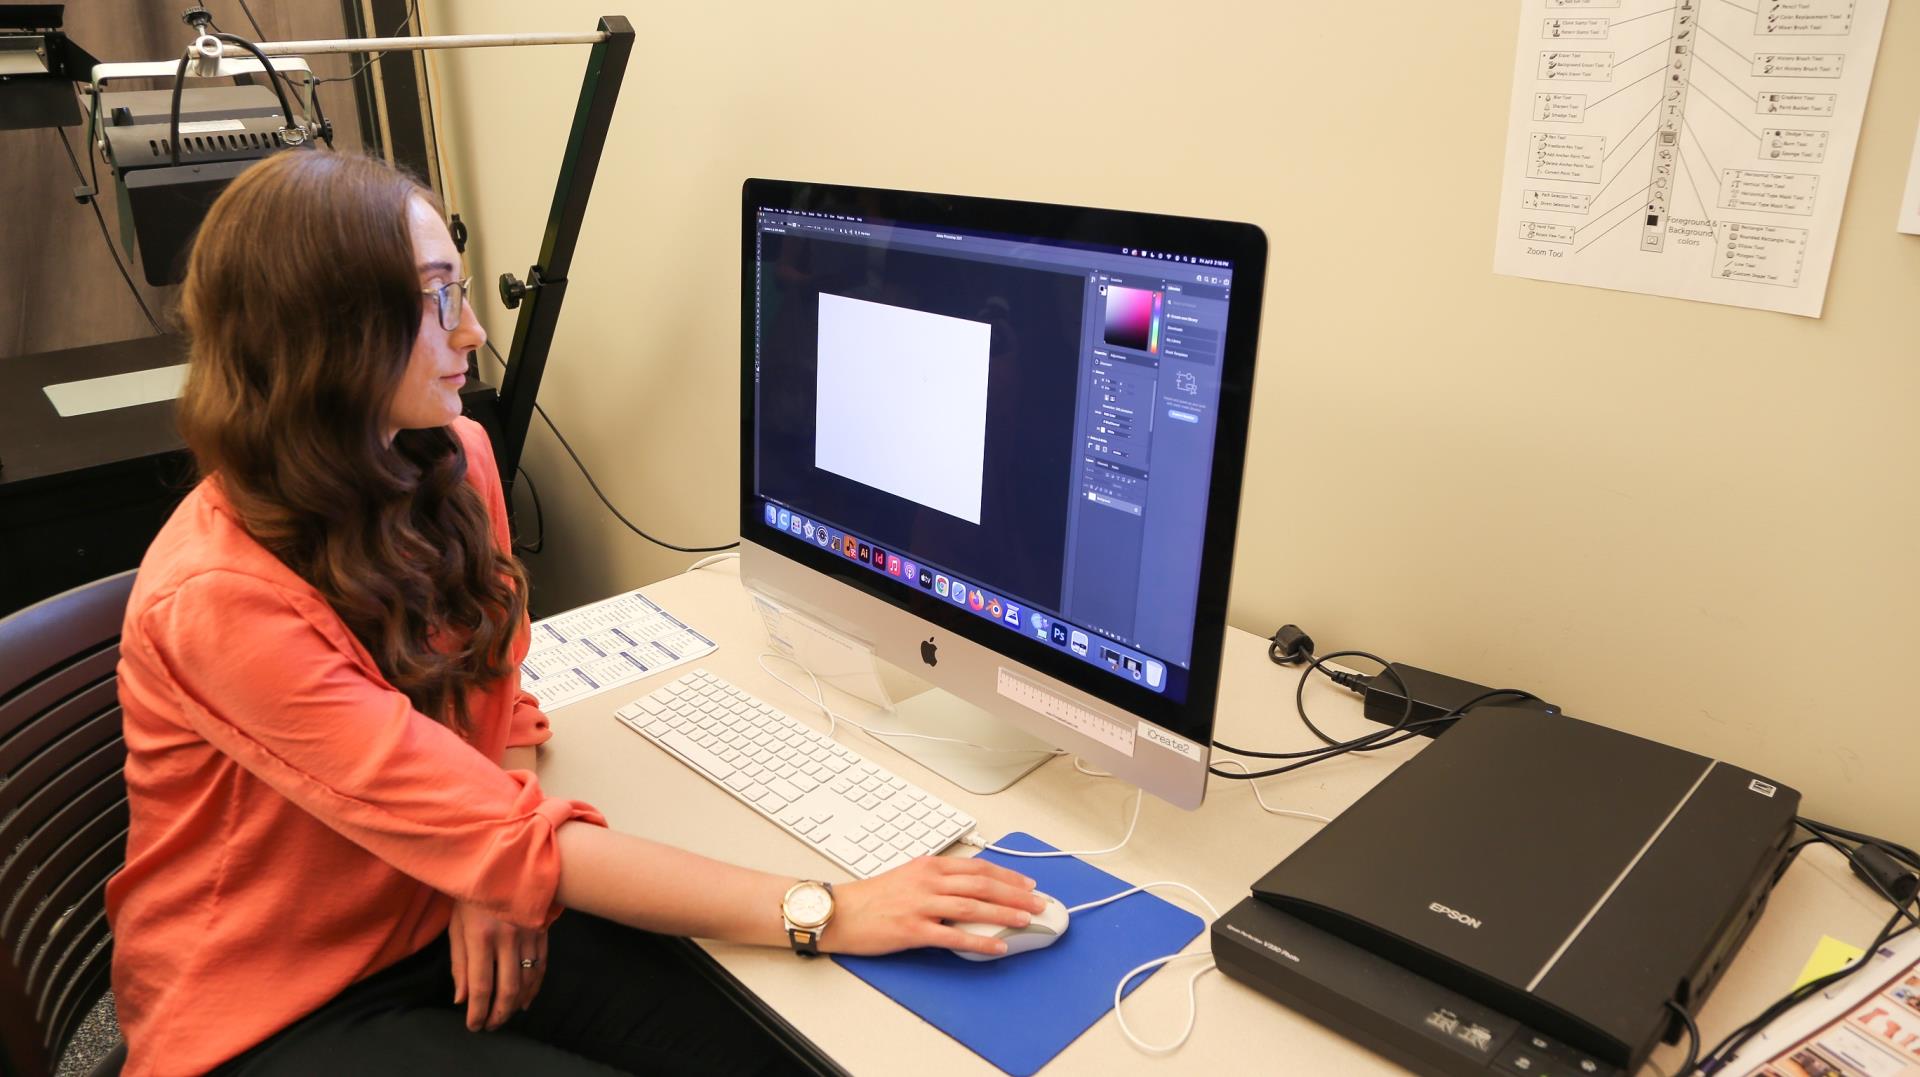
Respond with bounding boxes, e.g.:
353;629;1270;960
781;879;835;956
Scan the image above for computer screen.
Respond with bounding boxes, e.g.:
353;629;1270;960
739;179;1265;807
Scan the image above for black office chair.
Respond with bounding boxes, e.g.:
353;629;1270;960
0;571;136;1077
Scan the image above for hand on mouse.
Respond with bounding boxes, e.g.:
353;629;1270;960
823;855;1050;958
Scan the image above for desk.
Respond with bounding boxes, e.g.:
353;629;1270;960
0;335;193;616
535;564;1891;1076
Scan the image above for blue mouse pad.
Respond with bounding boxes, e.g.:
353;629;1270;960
831;832;1205;1077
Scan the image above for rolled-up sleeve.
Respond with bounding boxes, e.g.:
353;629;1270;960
506;688;553;750
140;570;606;929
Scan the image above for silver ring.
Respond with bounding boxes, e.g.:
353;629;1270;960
520;958;537;969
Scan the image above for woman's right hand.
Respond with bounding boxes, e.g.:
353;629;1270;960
823;855;1048;958
448;900;546;1031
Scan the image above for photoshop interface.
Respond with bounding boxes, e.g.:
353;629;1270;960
752;207;1235;700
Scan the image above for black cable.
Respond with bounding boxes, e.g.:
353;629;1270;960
1214;685;1541;765
170;31;296;165
253;62;332;149
1266;623;1314;665
1208;716;1452;780
1356;687;1542;752
1214;652;1412;760
1789;825;1920;933
1294;650;1413;747
1797;817;1920;873
1666;1000;1699;1077
85;86;104;206
533;401;739;554
513;466;544;555
483;340;739;555
1214;626;1549;771
1781;835;1826;860
1700;902;1913;1072
212;34;296;123
313;0;419;86
52;128;164;335
1208;700;1497;781
225;8;335;149
1698;829;1920;1072
166;50;192;165
234;0;265;38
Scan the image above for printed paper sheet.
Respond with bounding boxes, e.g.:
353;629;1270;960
1494;0;1889;316
519;590;716;710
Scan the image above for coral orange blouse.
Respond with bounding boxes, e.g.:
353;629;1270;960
107;419;605;1076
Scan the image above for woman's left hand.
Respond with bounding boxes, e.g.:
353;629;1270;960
448;900;547;1031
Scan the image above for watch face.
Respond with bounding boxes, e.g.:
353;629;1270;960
785;883;833;928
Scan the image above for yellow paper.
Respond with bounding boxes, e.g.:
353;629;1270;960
1792;935;1866;990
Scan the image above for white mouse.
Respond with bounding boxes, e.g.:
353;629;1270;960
947;891;1070;961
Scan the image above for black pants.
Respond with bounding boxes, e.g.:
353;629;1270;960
213;912;805;1076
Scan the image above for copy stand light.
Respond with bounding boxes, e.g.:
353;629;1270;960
83;11;635;496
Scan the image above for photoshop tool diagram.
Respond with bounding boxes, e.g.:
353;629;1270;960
1494;0;1888;316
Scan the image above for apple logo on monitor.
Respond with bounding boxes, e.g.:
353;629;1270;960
920;636;938;667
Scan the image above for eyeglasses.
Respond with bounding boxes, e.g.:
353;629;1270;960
421;277;472;332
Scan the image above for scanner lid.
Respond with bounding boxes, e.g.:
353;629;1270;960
1251;711;1711;990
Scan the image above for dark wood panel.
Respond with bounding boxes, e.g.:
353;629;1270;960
0;2;373;358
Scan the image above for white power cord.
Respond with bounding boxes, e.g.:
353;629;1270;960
683;551;740;574
756;652;1065;757
1066;881;1222;1054
960;789;1144;858
1208;760;1334;825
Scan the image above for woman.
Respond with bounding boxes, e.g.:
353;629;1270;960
108;150;1044;1076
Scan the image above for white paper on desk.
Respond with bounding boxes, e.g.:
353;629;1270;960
518;590;716;710
1726;929;1920;1076
1492;0;1890;317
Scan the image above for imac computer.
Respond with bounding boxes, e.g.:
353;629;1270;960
738;179;1267;809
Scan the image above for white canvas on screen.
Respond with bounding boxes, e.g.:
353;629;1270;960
814;293;991;525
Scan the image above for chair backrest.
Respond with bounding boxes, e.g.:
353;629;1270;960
0;571;136;1077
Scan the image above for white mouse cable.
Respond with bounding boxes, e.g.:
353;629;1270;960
1207;759;1334;825
1063;881;1223;1054
1072;757;1113;778
756;652;1068;757
757;645;1214;1048
958;787;1145;858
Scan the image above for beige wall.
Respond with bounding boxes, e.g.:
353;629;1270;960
421;1;1920;846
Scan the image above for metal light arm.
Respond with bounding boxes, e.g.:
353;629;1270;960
214;31;610;56
93;17;635;496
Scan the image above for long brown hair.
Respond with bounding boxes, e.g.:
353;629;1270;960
176;150;527;735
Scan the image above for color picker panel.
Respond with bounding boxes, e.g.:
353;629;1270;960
1103;286;1161;353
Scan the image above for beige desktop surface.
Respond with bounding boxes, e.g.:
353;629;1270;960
535;564;1887;1076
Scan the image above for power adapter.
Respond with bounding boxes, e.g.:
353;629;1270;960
1329;662;1558;737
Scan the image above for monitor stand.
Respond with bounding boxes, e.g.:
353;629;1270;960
748;587;1055;795
870;677;1057;795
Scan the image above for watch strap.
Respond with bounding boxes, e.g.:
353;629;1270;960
786;923;824;956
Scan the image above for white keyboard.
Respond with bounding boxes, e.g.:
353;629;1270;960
614;669;977;878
